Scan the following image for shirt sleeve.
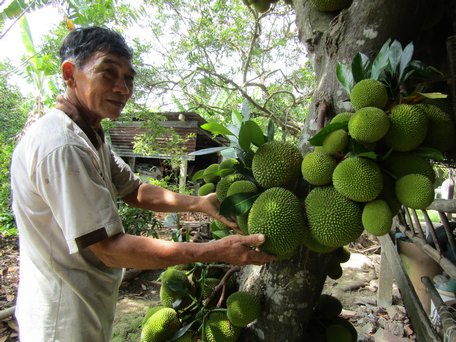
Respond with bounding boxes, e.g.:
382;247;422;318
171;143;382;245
109;149;142;198
34;144;124;254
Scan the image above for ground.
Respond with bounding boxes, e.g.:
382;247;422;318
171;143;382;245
0;215;418;342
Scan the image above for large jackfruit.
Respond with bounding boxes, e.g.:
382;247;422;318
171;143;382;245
251;140;303;189
301;151;337;186
348;107;390;143
350;79;388;110
362;199;393;236
248;187;306;258
383;104;428;151
140;307;181;342
395;174;435;209
226;291;261;327
305;186;363;247
382;152;436;183
309;0;352;12
160;268;195;310
332;157;383;202
204;311;240;342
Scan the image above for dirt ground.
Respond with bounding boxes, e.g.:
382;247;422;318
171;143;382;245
1;218;420;342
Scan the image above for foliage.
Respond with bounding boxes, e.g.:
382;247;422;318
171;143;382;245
118;201;161;237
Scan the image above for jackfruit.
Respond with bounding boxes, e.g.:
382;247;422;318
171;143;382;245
226;291;261;327
362;199;393;236
305;186;363;247
198;183;215;196
322;129;349;154
251;140;303;189
332;157;383;202
334;245;351;263
330;112;354;124
219;158;239;175
417;103;456;153
302;226;337;254
203;311;240;342
301;151;337;186
327;258;343;280
201;277;220;299
309;0;352;12
350;79;388;110
326;323;354;342
382;152;436;183
160;268;195;310
216;173;247;201
252;0;271;12
142;305;165;327
314;294;343;319
395;174;435;209
226;180;258;197
383;104;428;151
248;187;306;258
348;107;390;143
203;163;221;183
140;307;181;342
329;317;358;342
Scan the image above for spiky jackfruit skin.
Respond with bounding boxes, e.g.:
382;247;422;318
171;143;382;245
198;182;215;196
348;107;390;143
301;151;337;186
219;158;239;172
314;294;343;319
204;311;240;342
305;186;363;248
302;225;337;254
382;152;436;183
140;307;181;342
142;305;165;327
395;174;435;209
160;268;195;310
201;278;220;299
350;79;388;110
322;129;349;154
362;199;393;236
226;291;261;327
417;104;456;153
332;157;383;202
309;0;352;12
330;112;354;124
383;104;428;151
248;187;306;258
251;141;303;189
203;163;221;183
226;180;258;197
216;173;247;201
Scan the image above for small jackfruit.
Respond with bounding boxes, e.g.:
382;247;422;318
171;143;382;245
248;187;306;259
332;157;383;202
305;186;363;247
204;311;240;342
140;307;181;342
314;294;343;319
203;163;221;183
326;323;354;342
309;0;352;12
382;152;436;183
395;174;435;209
198;183;215;196
383;104;428;151
218;158;239;175
252;140;303;189
226;180;258;197
350;79;388;110
330;112;354;124
322;129;349;154
201;277;220;299
226;291;261;327
301;151;337;186
362;199;393;236
216;173;247;201
334;245;351;263
327;258;343;280
160;268;195;310
142;305;165;327
348;107;390;143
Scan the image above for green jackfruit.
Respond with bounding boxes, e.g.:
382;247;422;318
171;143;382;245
201;277;220;299
382;152;436;183
226;180;258;197
198;183;215;196
248;187;306;259
216;173;247;201
334;245;351;263
327;258;343;280
314;294;343;319
322;129;349;154
395;174;435;209
329;317;358;342
305;186;363;248
252;0;271;12
203;163;221;183
350;79;388;110
309;0;352;12
326;323;354;342
348;107;390;143
140;307;181;342
204;311;240;342
362;199;393;236
302;226;337;254
383;104;428;151
226;291;261;327
332;157;383;202
417;103;456;153
330;112;354;124
219;158;239;175
142;305;165;327
301;151;337;186
160;268;195;310
252;140;303;189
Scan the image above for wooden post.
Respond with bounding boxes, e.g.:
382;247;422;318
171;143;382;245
179;156;188;194
377;244;393;307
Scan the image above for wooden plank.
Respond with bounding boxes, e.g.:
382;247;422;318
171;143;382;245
379;234;441;342
377;245;393;307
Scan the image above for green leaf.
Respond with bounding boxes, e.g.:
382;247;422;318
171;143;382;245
371;39;391;80
232;163;256;183
201;122;235;137
355;152;378;160
220;192;260;217
244;120;266;147
191;169;205;182
417;92;448;99
241;99;251;122
308;122;348;146
407;60;444;80
336;62;355;94
413;147;444;162
169;321;197;341
388;40;403;77
267;119;275;142
210;222;231;240
238;123;253;151
188;146;229;156
399;41;414;82
351;53;371;83
232;110;242;128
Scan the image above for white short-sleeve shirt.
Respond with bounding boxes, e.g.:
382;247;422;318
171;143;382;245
10;109;141;342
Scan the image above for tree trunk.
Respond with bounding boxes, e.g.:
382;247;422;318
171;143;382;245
238;0;455;340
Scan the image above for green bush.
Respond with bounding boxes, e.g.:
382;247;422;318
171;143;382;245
118;202;162;237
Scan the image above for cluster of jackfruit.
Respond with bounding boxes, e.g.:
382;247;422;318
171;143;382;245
302;78;456;251
305;294;357;341
140;264;261;342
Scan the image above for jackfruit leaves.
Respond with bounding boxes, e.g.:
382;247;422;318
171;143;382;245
170;320;197;341
370;39;391;80
336;62;355;94
210;221;231;239
267;119;275;142
308;121;348;146
220;192;260;217
351;53;371;83
189;146;229;158
201;122;236;137
412;147;444;162
231;163;256;183
238;120;266;151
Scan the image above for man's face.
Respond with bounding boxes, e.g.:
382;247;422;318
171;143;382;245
71;51;135;122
